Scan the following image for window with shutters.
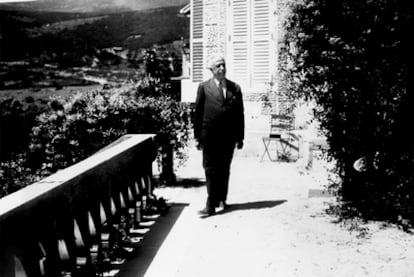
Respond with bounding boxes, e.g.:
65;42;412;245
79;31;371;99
191;0;204;83
228;0;274;91
189;0;275;90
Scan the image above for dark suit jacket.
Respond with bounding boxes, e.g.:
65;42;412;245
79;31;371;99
194;78;244;145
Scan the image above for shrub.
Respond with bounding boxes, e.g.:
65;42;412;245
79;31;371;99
0;152;40;198
283;0;414;225
0;96;48;162
0;80;192;197
28;81;192;177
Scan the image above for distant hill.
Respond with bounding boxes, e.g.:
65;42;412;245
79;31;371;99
0;6;189;61
0;0;189;13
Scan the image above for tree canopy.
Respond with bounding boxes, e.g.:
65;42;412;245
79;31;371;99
282;0;414;226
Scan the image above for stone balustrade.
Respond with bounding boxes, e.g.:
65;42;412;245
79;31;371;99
0;134;161;277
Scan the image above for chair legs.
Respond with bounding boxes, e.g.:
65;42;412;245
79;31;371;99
260;138;278;162
278;135;300;161
261;136;300;162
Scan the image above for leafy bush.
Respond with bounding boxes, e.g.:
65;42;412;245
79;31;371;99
0;152;41;197
0;96;48;162
0;79;192;198
283;0;414;225
29;80;192;176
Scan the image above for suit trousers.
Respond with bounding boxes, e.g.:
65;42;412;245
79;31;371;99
202;140;236;209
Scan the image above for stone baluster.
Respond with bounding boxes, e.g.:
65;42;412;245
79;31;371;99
0;135;157;276
72;219;93;276
57;239;72;276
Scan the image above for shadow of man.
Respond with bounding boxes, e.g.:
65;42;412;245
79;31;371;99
216;200;287;215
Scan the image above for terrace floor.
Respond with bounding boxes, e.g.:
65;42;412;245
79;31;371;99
144;152;331;277
113;137;414;277
4;105;412;276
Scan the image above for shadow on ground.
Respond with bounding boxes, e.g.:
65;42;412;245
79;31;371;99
116;203;189;277
217;200;287;215
174;177;205;188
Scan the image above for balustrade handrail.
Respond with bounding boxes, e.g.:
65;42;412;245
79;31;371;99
0;134;157;277
0;134;155;220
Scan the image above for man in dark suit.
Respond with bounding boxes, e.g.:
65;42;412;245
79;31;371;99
194;55;245;217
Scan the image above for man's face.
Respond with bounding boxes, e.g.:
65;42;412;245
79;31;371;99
211;62;226;81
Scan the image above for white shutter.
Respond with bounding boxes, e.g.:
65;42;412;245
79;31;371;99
229;0;249;87
191;0;204;82
228;0;272;91
252;0;271;87
192;42;204;82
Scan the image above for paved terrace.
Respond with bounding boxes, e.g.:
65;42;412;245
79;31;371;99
116;138;414;277
116;115;335;277
147;157;329;277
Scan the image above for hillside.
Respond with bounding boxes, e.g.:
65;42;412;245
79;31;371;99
0;6;189;61
0;0;189;13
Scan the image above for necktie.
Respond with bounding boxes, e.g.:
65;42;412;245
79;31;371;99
218;82;225;100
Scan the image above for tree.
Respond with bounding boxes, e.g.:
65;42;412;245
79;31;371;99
283;0;414;225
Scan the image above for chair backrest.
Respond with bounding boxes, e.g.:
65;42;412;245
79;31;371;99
269;114;295;138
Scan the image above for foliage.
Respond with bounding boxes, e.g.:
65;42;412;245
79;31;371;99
0;79;192;198
0;152;40;198
0;96;48;161
144;50;173;81
282;0;414;225
29;80;192;176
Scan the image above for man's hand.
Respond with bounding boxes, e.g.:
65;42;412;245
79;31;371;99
236;141;243;150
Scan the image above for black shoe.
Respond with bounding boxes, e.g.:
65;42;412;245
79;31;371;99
198;207;215;217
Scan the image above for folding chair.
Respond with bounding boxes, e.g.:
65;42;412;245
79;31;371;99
260;114;300;162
